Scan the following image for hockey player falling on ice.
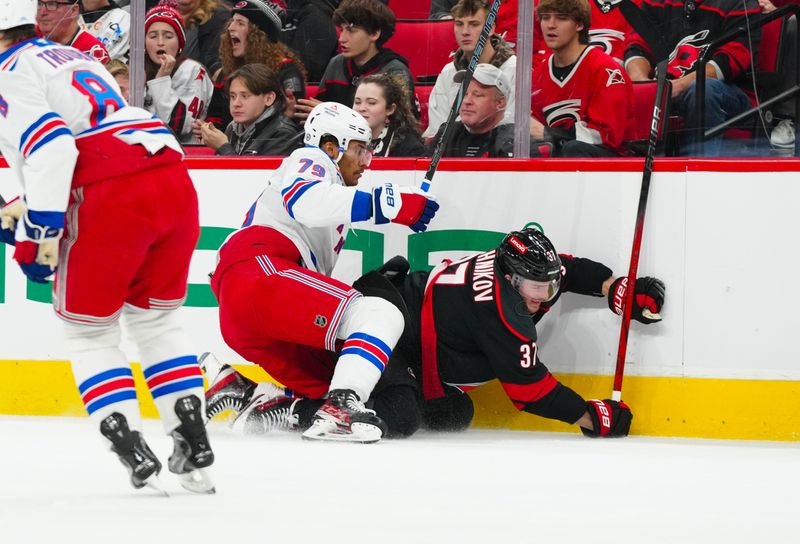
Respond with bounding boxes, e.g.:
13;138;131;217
0;0;214;493
206;101;438;443
206;226;665;439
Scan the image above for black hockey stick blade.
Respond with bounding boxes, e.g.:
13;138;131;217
421;0;502;192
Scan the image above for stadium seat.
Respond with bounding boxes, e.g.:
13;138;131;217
389;0;431;20
415;85;434;132
624;80;672;155
384;20;456;83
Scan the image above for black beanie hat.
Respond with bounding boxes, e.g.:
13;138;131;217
231;0;285;43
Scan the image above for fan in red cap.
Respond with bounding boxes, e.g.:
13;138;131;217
144;0;213;145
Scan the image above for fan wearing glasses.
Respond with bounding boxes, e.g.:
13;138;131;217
37;0;110;63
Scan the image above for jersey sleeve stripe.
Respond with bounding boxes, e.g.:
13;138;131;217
26;126;73;158
20;112;68;152
281;178;320;218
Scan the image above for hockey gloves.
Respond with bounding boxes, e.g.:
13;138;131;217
581;399;632;438
373;183;439;233
13;210;63;283
0;197;26;246
608;276;665;324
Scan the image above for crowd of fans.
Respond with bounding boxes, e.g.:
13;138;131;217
21;0;800;158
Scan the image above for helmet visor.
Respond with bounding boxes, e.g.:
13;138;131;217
345;141;373;167
511;275;561;303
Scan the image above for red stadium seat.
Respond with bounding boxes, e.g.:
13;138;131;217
389;0;431;20
384;20;456;83
415;85;434;132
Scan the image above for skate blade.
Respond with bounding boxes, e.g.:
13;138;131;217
176;468;216;494
301;421;382;444
143;474;170;497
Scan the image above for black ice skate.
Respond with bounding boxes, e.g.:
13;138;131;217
99;413;166;494
169;395;216;494
232;382;298;434
200;352;256;422
301;389;387;444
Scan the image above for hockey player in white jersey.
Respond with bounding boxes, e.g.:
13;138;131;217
0;0;214;493
210;101;439;443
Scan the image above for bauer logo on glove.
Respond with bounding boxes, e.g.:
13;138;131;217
607;276;665;324
373;182;440;233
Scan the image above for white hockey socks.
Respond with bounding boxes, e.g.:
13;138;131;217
331;296;404;402
124;307;205;433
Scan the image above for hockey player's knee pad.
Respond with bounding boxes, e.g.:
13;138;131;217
336;295;405;344
63;320;122;354
352;269;411;324
124;307;192;365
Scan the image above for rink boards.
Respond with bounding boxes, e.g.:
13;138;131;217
1;156;799;441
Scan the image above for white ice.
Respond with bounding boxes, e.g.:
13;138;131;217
1;416;798;544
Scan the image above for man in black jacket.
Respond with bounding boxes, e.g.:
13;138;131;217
427;63;514;157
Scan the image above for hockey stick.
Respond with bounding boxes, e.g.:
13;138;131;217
603;0;671;402
420;0;502;192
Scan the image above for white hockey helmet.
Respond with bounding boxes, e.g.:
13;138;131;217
0;0;37;31
304;102;371;160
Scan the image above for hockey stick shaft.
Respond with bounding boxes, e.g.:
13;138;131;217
420;0;502;192
612;59;669;402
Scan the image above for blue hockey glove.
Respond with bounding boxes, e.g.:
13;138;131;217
13;210;63;283
373;183;439;233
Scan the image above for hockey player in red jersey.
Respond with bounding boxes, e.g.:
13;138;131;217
207;101;438;443
0;1;213;493
530;0;635;157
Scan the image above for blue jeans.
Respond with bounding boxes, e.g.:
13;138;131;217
676;78;753;156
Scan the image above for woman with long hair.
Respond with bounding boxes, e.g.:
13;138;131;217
203;0;307;131
354;73;425;157
173;0;229;71
144;1;213;144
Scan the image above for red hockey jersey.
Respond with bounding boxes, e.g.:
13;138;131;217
70;29;110;65
531;45;634;152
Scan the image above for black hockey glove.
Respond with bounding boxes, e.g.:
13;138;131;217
607;276;665;324
581;399;632;438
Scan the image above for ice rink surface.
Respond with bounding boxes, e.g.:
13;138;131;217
1;415;797;544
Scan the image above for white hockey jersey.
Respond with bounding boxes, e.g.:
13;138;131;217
145;59;212;144
79;8;130;61
233;146;368;276
0;38;182;216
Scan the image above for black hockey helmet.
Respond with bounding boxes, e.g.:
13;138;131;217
495;228;562;300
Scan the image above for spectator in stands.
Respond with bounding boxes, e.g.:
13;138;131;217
623;0;761;155
283;0;340;83
427;64;514;157
145;2;213;144
430;0;518;45
530;0;634;157
79;0;130;61
203;1;307;130
295;0;413;121
37;0;110;63
174;0;230;73
423;0;516;139
198;63;304;155
105;59;130;102
354;73;426;157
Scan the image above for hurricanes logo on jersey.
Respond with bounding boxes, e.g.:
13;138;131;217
605;68;626;87
0;94;7;118
588;29;626;56
543;99;581;128
667;30;711;78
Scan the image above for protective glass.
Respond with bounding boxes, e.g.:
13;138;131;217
345;142;373;167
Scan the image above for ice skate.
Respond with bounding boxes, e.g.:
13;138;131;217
169;395;216;494
231;382;298;434
200;352;256;422
99;413;167;496
301;389;387;444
